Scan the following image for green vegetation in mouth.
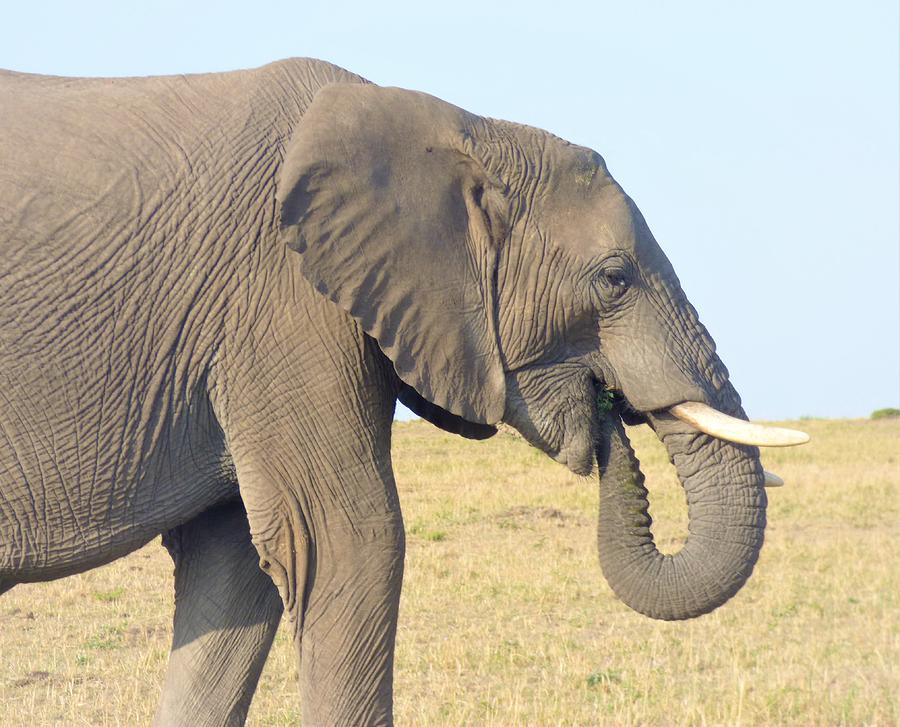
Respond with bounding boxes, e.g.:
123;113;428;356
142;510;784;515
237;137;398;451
597;387;616;416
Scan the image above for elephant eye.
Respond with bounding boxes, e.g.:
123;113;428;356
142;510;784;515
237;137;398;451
604;269;629;290
597;259;633;300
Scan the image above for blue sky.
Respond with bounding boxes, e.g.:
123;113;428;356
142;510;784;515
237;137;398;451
2;1;897;420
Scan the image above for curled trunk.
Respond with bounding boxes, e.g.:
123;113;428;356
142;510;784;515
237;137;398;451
596;406;767;620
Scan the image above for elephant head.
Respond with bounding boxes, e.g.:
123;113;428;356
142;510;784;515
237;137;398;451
277;84;807;620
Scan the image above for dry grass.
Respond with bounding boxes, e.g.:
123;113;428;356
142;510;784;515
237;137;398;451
1;418;897;725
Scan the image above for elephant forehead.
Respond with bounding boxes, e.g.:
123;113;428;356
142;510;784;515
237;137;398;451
540;175;641;260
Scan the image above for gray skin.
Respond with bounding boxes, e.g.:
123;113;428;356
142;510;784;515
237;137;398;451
0;58;766;725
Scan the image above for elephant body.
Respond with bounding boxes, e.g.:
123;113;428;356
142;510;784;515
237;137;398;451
1;59;369;576
2;60;406;723
0;58;795;725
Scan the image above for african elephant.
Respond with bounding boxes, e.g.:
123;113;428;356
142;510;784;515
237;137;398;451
0;58;807;725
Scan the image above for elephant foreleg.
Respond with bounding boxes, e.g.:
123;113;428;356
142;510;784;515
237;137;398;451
233;452;405;727
154;500;283;727
216;285;404;724
298;509;405;726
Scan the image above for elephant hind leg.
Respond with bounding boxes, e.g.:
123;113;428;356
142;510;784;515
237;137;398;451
153;499;284;727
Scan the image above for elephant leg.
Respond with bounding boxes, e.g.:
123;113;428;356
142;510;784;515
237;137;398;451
218;345;402;722
232;446;405;727
212;275;405;724
154;500;283;727
299;509;404;726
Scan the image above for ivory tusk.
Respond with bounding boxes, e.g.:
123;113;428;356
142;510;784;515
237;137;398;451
669;401;810;447
763;470;784;487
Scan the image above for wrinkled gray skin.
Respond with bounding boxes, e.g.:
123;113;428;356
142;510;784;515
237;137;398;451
0;59;766;725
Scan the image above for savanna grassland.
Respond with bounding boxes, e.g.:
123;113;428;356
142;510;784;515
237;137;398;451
1;418;897;726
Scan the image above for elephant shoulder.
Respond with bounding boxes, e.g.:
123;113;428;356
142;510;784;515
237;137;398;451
259;57;369;85
249;57;371;114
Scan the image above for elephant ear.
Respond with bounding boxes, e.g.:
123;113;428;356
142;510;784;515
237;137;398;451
277;84;507;424
397;384;497;440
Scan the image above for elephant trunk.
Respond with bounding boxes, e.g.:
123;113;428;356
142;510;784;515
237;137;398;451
596;405;766;620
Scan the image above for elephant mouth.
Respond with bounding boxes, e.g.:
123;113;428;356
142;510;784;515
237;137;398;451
505;364;806;482
551;428;596;476
538;379;634;476
593;357;809;443
589;377;807;484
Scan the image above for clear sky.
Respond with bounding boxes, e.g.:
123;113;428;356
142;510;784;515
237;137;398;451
2;1;897;420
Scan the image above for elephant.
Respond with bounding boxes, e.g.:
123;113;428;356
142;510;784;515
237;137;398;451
0;58;807;725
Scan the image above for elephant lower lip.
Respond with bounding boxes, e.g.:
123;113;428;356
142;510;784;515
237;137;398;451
556;427;596;476
570;456;594;477
554;448;594;476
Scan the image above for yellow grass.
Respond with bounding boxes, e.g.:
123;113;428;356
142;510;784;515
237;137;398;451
1;418;897;725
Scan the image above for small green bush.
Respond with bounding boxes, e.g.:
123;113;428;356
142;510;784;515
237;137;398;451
871;408;900;420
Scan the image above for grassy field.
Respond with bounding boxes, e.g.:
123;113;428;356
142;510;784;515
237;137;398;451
1;417;897;725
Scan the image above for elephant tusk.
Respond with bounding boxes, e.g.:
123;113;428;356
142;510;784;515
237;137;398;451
763;470;784;487
669;401;810;447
